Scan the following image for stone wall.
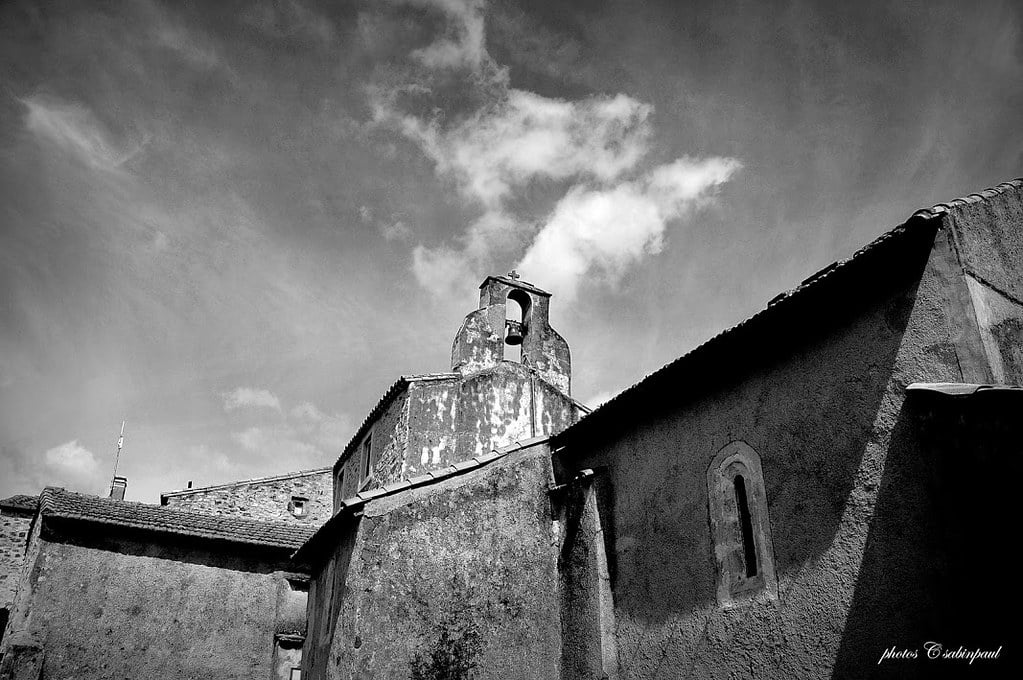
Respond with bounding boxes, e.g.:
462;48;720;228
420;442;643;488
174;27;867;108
163;470;332;526
305;444;562;680
1;524;303;680
555;215;995;679
0;510;32;611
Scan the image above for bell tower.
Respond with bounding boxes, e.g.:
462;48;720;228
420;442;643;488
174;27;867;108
451;272;571;395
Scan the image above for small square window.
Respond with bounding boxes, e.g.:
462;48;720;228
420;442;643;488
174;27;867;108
290;669;301;680
288;496;308;517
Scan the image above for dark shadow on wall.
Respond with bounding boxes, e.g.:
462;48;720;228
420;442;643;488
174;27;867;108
41;520;295;574
555;220;944;632
576;274;929;630
832;394;1022;679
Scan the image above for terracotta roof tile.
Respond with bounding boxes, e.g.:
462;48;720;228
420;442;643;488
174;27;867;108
40;487;315;550
0;494;38;513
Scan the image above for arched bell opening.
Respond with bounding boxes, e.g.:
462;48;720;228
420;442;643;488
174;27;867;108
504;289;531;362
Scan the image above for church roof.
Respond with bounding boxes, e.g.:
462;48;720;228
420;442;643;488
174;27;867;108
39;487;315;550
0;494;38;513
160;466;331;504
554;178;1023;449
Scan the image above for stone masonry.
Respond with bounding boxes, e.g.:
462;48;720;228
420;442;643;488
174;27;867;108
0;498;35;614
161;469;332;526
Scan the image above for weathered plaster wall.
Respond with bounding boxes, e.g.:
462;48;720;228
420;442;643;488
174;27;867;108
946;182;1023;302
306;445;562;680
0;511;31;610
334;367;579;504
947;184;1023;384
1;526;301;679
452;365;576;460
403;379;460;478
557;221;978;679
164;471;332;525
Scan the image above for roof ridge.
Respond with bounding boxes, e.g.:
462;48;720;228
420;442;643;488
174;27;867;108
160;466;332;500
40;487;316;550
910;178;1023;219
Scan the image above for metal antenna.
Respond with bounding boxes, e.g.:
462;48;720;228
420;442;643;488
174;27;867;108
112;420;126;479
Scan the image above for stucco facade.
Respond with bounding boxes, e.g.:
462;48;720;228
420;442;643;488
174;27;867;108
550;181;1023;679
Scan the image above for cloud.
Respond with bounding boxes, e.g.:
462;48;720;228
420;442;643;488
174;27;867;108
411;243;481;299
585;389;623;410
222;387;282;411
401;0;488;71
242;0;334;46
518;157;742;300
288;402;352;451
43;440;106;493
225;397;352;472
396;90;652;209
380;219;413;241
373;1;742;299
21;95;143;171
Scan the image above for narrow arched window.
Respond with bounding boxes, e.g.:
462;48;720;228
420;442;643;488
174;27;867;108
707;442;777;604
733;475;758;578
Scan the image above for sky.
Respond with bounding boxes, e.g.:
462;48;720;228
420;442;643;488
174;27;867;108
1;0;1021;502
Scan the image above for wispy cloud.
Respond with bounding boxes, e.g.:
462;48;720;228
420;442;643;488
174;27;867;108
242;0;335;46
390;90;652;209
228;397;352;470
518;157;742;301
43;440;106;493
222;387;282;412
373;0;741;299
21;95;144;171
402;0;488;71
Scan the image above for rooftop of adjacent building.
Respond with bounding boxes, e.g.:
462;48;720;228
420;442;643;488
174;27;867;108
0;494;38;514
38;487;316;551
159;466;332;505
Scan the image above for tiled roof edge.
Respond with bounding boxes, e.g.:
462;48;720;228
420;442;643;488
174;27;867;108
160;466;332;502
40;488;315;550
909;178;1022;220
0;494;39;513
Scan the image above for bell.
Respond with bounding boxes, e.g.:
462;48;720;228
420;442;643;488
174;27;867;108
505;320;524;346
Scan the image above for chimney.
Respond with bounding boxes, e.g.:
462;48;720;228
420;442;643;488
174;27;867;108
109;476;127;501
